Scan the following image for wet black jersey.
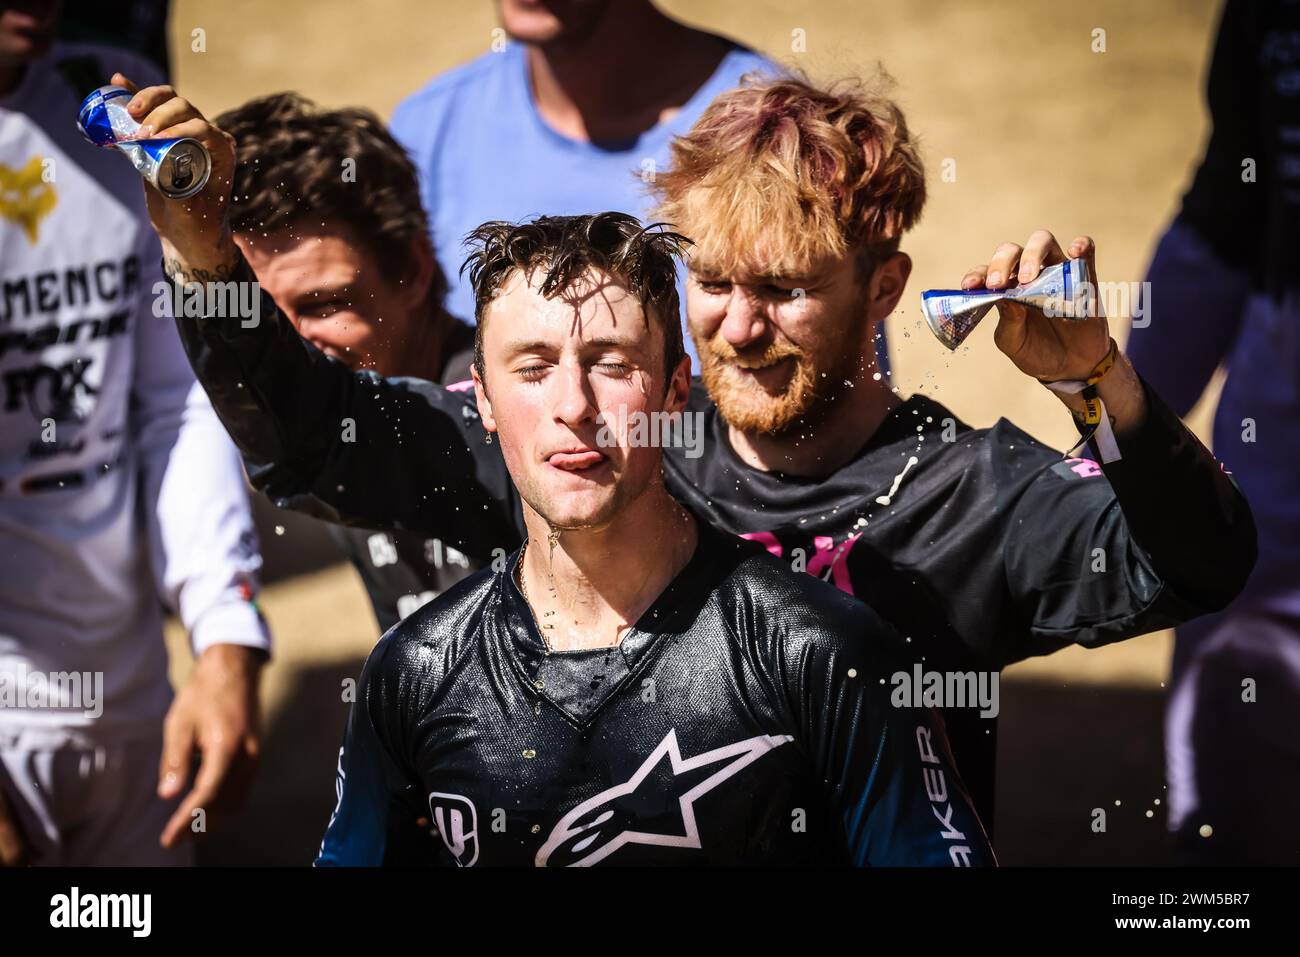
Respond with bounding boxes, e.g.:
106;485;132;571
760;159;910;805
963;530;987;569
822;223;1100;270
315;521;994;866
177;260;1256;829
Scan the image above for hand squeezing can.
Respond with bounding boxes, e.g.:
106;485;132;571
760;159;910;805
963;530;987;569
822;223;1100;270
77;85;211;199
920;258;1096;350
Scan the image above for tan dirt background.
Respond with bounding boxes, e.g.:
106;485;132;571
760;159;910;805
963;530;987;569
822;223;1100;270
160;0;1230;864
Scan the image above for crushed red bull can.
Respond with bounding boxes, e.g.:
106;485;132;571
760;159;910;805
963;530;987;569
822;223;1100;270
920;257;1095;350
77;85;211;199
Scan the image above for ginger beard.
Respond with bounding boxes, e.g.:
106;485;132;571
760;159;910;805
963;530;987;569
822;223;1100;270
695;299;872;436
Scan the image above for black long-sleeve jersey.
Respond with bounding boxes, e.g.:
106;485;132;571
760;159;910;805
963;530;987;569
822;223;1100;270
321;320;481;633
315;520;994;866
179;259;1257;827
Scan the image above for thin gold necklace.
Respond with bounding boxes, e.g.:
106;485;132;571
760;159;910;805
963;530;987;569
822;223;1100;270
516;540;555;654
518;512;691;653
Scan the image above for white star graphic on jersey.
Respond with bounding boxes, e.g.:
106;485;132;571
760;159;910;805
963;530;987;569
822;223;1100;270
535;728;794;867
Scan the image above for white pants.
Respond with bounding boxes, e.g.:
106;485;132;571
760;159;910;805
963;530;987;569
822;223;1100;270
0;728;192;866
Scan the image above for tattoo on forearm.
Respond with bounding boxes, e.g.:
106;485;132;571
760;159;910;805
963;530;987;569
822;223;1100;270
163;257;237;285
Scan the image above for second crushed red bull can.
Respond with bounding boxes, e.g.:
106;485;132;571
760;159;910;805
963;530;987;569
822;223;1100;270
77;85;211;199
920;257;1095;351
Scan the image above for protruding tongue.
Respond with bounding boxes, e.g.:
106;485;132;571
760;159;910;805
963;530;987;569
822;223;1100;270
549;451;605;470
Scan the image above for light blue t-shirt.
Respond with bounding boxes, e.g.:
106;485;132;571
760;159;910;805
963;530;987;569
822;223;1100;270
390;40;780;367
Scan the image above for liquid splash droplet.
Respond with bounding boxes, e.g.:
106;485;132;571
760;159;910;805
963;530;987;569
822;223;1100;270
875;455;919;506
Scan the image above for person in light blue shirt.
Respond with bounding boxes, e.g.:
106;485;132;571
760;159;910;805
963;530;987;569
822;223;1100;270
389;0;780;368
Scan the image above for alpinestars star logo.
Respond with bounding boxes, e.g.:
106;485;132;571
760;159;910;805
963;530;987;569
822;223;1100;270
535;729;794;867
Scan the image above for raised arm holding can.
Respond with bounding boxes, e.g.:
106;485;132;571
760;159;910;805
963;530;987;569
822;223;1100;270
107;72;242;285
77;84;211;198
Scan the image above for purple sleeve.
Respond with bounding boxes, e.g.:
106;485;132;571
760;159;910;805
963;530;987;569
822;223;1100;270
1126;0;1259;416
1127;218;1251;417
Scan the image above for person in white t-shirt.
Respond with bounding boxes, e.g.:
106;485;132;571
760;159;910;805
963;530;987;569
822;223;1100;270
0;1;270;865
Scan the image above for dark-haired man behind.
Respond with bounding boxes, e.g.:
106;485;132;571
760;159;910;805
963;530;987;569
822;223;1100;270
213;93;481;631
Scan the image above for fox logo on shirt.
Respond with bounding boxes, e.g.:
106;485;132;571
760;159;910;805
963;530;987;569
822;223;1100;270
0;157;57;244
3;356;99;422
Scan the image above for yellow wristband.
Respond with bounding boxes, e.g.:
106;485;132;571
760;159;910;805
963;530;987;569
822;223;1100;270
1084;338;1119;387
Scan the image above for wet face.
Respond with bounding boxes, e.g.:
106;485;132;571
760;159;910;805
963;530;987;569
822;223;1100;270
473;266;688;531
685;251;875;435
235;223;425;374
